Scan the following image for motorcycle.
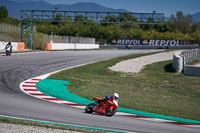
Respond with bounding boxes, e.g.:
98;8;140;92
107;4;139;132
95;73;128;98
85;97;118;117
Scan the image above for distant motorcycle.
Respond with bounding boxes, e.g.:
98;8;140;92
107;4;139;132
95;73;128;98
85;97;118;117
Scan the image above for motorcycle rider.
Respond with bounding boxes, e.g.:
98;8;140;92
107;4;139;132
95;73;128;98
5;41;12;56
96;93;119;106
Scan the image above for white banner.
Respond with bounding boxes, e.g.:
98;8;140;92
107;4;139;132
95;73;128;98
112;39;181;46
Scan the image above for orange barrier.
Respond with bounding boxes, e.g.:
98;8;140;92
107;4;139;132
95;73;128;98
17;42;25;50
45;43;52;51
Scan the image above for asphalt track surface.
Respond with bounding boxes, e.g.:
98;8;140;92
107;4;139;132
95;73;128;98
0;50;199;133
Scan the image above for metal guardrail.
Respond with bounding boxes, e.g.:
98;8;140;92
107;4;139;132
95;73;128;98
181;49;200;64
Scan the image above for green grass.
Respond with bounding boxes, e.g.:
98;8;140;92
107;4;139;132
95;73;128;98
49;52;200;121
0;117;106;133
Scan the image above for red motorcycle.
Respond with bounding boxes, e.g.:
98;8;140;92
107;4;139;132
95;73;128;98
85;97;118;117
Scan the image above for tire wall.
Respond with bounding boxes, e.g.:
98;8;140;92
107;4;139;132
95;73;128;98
173;52;183;73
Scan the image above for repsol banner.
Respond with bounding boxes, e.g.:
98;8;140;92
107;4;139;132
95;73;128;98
112;39;181;46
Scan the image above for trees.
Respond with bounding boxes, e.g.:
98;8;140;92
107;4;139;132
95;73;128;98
75;14;89;22
119;13;137;23
120;13;139;30
168;11;193;33
100;15;118;25
51;13;63;25
0;6;19;25
191;30;200;43
0;6;8;19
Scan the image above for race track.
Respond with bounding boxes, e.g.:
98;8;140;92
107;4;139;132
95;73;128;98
0;50;199;133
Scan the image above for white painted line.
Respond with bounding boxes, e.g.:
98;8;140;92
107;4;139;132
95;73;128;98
72;106;86;109
49;100;75;104
31;95;53;98
150;118;174;123
24;91;42;94
116;112;137;115
136;118;173;123
183;125;200;128
58;101;77;104
22;86;36;88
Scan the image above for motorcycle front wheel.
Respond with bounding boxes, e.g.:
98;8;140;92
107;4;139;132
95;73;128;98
85;103;96;113
105;107;117;117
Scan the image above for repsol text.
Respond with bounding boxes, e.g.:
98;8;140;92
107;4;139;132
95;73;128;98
113;39;181;46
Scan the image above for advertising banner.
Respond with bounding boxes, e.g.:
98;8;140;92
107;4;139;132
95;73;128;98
112;39;181;46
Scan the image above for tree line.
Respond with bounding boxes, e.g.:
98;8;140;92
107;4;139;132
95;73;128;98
1;6;200;44
0;6;19;25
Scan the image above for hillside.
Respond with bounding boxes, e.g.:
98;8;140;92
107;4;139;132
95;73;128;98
0;0;199;22
0;0;128;19
192;12;200;22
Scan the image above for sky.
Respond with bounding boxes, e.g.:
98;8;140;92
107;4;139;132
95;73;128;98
42;0;200;17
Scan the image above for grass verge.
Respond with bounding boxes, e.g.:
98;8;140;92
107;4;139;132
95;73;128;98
49;52;200;121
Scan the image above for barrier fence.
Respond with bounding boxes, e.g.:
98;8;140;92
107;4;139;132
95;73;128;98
173;49;200;76
0;23;20;42
181;49;200;64
0;23;19;34
0;33;20;42
42;34;95;45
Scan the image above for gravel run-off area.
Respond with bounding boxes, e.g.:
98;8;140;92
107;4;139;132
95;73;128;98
109;50;182;73
0;123;81;133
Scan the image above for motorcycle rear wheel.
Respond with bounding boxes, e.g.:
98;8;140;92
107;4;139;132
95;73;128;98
105;107;117;117
85;103;96;113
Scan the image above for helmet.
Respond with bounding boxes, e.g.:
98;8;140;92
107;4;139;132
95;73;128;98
113;93;119;99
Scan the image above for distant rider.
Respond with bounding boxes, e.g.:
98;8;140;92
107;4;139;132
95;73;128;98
5;41;12;56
